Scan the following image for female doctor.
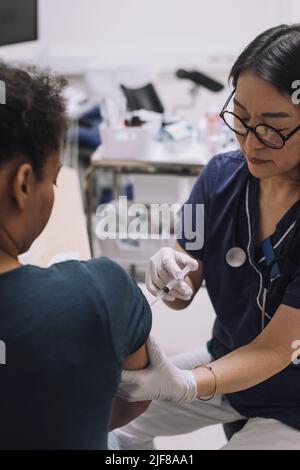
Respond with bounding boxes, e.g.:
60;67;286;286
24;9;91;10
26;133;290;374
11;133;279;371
114;24;300;450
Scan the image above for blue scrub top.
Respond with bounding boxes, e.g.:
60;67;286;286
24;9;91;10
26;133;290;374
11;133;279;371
178;150;300;431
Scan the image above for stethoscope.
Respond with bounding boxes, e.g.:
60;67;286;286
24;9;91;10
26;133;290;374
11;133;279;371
226;175;300;330
225;173;250;269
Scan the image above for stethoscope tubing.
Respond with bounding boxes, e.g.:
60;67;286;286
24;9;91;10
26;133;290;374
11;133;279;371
227;175;300;330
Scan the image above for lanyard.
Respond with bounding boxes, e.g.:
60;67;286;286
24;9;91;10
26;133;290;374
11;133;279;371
261;238;281;281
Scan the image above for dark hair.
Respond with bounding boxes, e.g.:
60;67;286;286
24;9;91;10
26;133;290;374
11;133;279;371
0;63;68;179
230;24;300;184
230;23;300;96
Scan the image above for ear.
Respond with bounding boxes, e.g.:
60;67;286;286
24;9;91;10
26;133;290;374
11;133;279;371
12;163;35;210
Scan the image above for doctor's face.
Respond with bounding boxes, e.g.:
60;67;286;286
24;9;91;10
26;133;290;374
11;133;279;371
234;72;300;181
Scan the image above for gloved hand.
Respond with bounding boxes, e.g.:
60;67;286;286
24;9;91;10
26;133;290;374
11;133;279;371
145;247;199;301
117;337;198;404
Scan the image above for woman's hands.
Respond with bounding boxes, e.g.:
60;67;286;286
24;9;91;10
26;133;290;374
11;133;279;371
118;248;200;404
117;337;198;404
145;247;199;302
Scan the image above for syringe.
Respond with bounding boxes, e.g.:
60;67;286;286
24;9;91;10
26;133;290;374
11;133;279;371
150;265;192;307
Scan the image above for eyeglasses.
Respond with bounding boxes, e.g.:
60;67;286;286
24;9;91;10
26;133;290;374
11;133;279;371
220;89;300;150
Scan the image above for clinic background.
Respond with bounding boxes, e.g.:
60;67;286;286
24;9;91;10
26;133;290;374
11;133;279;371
2;0;297;124
1;0;299;449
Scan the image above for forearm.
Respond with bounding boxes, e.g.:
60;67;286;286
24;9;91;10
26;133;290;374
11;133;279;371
193;339;291;398
116;305;300;405
109;396;151;431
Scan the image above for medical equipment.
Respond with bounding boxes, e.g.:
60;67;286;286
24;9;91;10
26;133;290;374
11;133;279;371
150;265;191;307
260;212;300;329
225;173;249;269
226;246;247;268
173;69;224;115
226;174;300;329
120;83;164;114
176;69;224;93
99;124;153;160
100;97;126;128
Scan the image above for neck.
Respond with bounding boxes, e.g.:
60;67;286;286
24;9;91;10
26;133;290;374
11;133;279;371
0;249;21;273
260;175;300;202
0;224;22;273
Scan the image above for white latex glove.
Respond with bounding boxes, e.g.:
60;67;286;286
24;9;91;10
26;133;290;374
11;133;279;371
117;337;198;404
145;247;199;302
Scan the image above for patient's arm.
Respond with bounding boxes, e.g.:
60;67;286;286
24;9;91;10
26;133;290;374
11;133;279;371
109;344;150;431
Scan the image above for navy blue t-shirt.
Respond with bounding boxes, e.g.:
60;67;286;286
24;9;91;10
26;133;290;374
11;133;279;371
0;257;152;449
178;150;300;431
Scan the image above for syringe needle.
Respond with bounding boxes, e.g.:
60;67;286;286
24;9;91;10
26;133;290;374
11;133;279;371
150;265;191;307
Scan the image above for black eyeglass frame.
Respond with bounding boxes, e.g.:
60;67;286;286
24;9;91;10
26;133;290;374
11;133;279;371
220;89;300;149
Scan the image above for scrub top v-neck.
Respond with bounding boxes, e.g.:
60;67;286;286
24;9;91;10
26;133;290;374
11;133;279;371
178;149;300;431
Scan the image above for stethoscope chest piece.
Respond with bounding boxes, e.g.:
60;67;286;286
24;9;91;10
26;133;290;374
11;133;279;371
226;247;247;268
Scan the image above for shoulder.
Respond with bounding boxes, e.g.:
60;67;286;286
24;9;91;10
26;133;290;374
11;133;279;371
80;256;128;280
35;257;133;305
207;149;247;179
46;257;151;336
190;149;248;202
49;257;132;294
197;149;248;196
79;257;151;361
48;256;125;278
213;149;245;164
82;257;137;297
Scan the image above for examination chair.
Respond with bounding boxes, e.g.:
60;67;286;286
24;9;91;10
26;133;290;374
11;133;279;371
120;83;164;114
175;69;224;93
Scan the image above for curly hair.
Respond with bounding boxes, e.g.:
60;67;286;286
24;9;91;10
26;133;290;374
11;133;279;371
0;63;68;179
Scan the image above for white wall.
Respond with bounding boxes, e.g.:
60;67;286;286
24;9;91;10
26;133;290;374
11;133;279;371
48;0;297;55
0;0;299;123
0;0;297;68
290;0;300;22
39;0;295;62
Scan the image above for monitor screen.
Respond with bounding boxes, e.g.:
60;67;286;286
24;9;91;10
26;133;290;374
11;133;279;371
0;0;38;47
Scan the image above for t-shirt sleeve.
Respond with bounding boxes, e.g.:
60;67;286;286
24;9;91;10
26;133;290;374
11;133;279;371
282;266;300;309
83;257;152;366
177;156;217;260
